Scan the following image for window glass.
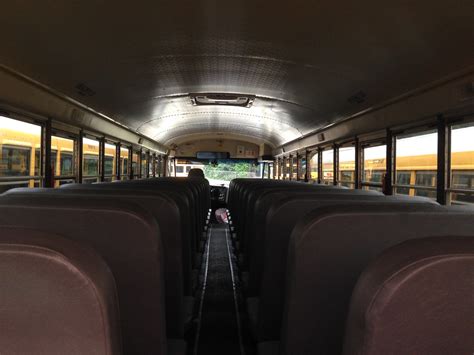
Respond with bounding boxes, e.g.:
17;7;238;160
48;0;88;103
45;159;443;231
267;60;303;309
176;166;184;174
338;146;355;188
269;163;274;179
60;151;74;176
149;155;155;177
322;149;334;184
395;131;437;199
50;149;58;176
34;148;41;176
104;156;114;175
291;156;298;180
298;155;306;180
202;159;262;186
362;144;386;189
415;171;437;198
82;137;99;183
285;158;290;179
104;143;116;178
83;154;99;175
132;152;139;177
0;116;41;192
450;123;474;205
395;171;411;195
120;147;129;178
1;145;30;177
156;156;162;177
309;151;319;181
51;136;75;189
141;152;147;177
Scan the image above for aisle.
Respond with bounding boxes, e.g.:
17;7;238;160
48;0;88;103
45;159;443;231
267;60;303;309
194;224;245;355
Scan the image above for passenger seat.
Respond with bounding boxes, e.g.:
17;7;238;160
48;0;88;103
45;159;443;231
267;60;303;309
343;236;474;355
0;226;122;355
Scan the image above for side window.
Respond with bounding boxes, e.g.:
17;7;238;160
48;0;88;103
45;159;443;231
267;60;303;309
82;137;100;183
104;156;114;175
120;147;129;179
362;144;386;192
298;155;306;180
1;146;31;176
60;152;74;176
0;116;42;192
309;151;319;182
104;143;116;179
322;149;334;185
395;131;437;199
132;152;139;177
291;156;298;180
83;154;99;176
449;122;474;205
338;146;356;188
141;152;148;177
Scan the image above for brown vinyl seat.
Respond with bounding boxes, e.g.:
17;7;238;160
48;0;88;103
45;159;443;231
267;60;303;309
260;204;474;355
109;178;210;240
0;226;122;355
232;180;354;252
188;168;205;178
0;195;177;355
63;182;202;268
343;237;474;355
5;186;193;337
248;194;438;342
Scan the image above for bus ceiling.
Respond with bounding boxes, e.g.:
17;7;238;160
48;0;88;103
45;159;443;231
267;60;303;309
0;2;472;152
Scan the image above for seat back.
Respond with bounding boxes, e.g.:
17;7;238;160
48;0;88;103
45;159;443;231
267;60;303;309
254;195;437;340
188;168;205;178
62;183;199;265
0;195;167;355
0;226;122;355
343;237;474;355
281;204;474;355
4;186;189;337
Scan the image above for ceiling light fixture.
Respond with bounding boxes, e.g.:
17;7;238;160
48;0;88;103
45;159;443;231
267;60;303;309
190;93;255;108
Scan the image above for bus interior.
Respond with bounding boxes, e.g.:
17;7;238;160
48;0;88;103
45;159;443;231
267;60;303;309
0;2;473;355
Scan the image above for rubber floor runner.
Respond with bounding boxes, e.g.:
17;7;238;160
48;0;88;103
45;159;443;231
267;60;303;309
196;223;241;354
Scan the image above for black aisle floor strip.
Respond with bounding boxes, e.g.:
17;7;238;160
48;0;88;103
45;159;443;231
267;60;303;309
194;223;253;355
196;224;240;354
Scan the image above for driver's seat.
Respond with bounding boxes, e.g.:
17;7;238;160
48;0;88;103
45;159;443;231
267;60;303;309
188;168;205;179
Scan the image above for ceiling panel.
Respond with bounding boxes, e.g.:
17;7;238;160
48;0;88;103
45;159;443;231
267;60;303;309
0;0;472;147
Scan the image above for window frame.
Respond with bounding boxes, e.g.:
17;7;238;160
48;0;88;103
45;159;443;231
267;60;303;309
337;143;356;189
392;129;438;199
0;116;44;192
360;140;387;191
446;117;474;205
307;148;320;183
321;147;335;185
81;135;101;184
50;131;78;187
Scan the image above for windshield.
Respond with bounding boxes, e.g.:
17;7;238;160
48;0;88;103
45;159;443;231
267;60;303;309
172;158;263;187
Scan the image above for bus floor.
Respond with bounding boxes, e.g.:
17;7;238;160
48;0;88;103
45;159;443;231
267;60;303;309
191;223;255;355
